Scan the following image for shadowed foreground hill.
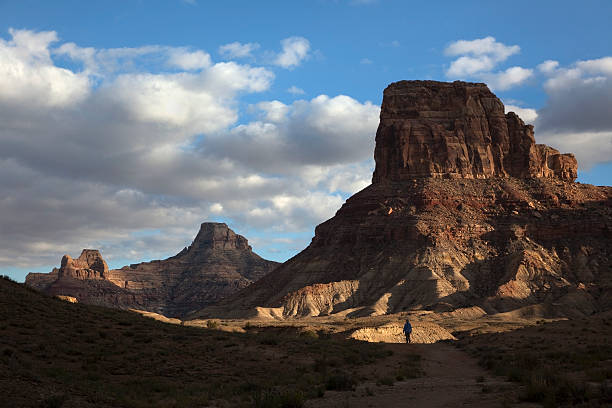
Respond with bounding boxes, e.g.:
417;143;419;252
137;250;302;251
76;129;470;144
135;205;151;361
0;277;395;407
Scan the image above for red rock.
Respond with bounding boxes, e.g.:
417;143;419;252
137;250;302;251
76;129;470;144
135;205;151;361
196;81;610;320
372;81;577;182
59;249;108;280
25;223;279;317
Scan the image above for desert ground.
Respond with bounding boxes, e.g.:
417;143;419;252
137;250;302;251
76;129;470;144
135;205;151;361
3;276;610;408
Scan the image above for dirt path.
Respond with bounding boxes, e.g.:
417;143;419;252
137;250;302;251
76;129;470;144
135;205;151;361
306;342;536;408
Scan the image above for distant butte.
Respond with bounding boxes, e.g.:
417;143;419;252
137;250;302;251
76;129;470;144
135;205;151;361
196;80;611;320
25;223;279;317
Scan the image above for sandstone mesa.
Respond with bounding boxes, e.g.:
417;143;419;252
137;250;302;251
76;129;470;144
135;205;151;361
196;80;611;320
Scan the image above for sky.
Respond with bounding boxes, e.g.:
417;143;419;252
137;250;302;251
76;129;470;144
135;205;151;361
1;0;611;281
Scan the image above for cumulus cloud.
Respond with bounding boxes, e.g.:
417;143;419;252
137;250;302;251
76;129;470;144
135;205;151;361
206;95;380;172
0;28;90;107
274;36;311;69
505;104;538;124
287;85;305;95
535;57;612;169
167;49;211;70
0;28;378;278
483;66;533;91
537;60;559;74
218;41;260;59
445;36;519;62
445;36;532;90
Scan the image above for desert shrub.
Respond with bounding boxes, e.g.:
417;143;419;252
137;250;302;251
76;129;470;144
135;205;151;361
258;334;278;346
206;320;219;329
521;370;588;407
39;393;67;408
253;389;304;408
376;376;395;386
313;356;341;374
300;330;318;339
586;367;612;382
325;370;355;391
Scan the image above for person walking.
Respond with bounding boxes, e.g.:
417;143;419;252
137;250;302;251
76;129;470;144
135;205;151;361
403;319;412;343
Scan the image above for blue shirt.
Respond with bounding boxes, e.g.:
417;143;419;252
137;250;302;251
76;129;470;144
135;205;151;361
403;321;412;333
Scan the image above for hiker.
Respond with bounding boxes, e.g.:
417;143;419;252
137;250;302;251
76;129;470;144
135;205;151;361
403;319;412;343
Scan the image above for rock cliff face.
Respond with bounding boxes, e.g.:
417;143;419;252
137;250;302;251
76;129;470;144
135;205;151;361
25;223;279;317
197;81;610;319
373;80;577;182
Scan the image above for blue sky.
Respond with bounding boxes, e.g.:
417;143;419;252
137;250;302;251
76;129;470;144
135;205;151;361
1;0;611;281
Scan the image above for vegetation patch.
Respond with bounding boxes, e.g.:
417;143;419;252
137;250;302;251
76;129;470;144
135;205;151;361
0;277;392;407
459;316;612;407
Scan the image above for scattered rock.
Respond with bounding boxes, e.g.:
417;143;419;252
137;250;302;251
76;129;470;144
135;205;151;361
55;295;78;303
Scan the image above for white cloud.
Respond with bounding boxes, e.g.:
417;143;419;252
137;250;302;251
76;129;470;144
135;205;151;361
209;203;224;214
287;85;305;95
255;100;290;123
444;36;531;90
447;55;496;77
535;57;612;169
55;43;166;76
167;49;211;70
0;28;90;107
576;56;612;75
0;28;379;276
239;191;346;231
218;41;260;59
360;58;373;65
103;72;238;132
483;66;533;91
537;60;559;74
209;95;380;172
445;36;520;61
505;104;538;124
274;36;311;69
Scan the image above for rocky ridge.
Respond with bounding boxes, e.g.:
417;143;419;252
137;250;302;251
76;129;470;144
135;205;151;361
197;81;611;319
26;223;279;317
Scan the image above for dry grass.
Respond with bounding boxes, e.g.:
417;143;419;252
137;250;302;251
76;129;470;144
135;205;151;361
458;316;612;407
0;276;394;407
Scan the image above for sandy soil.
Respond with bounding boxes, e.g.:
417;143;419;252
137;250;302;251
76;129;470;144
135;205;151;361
306;342;537;408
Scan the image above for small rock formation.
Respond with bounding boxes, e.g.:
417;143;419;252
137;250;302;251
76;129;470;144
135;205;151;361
196;81;610;320
373;80;577;182
26;223;279;317
60;249;108;280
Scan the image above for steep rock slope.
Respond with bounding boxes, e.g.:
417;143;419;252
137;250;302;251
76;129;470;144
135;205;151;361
26;223;279;317
198;81;611;319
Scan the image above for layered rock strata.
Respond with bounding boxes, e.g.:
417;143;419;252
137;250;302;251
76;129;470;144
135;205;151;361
26;223;279;317
197;81;610;319
373;80;577;182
